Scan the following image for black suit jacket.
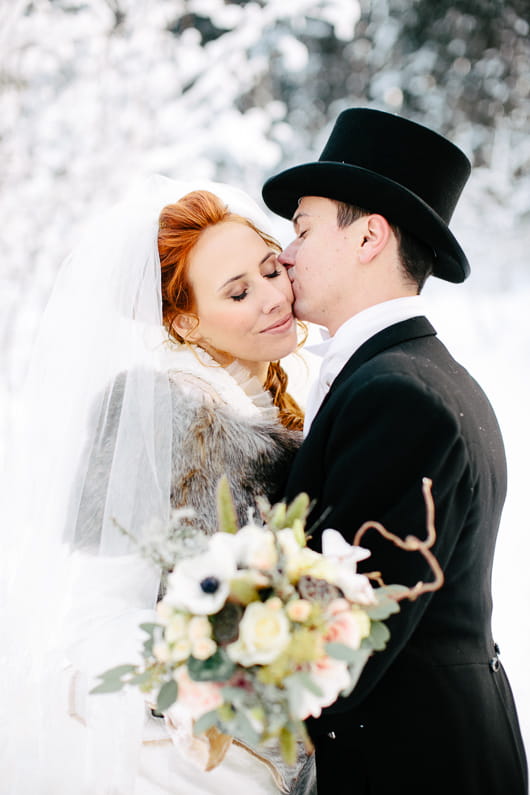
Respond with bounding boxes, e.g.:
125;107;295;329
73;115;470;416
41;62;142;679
286;317;527;795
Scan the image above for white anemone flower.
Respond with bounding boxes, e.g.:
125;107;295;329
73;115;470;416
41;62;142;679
164;534;237;615
321;528;376;605
232;523;278;570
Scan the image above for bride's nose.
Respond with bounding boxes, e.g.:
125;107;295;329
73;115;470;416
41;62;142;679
262;281;290;314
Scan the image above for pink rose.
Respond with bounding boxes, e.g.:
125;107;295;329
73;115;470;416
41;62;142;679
323;599;362;650
173;666;224;719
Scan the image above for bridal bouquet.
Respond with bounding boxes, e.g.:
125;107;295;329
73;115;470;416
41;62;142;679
93;477;438;764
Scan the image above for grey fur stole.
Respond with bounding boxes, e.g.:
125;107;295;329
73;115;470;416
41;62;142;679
74;368;301;547
166;372;301;535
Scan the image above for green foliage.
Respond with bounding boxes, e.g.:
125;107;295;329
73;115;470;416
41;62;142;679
227;577;259;605
211;603;243;644
285;670;323;699
193;709;219;736
362;620;391;651
279;725;297;766
366;585;406;620
90;664;136;694
231;709;261;747
187;648;236;682
325;641;366;663
156;679;178;712
284;492;310;528
267;501;287;529
216;475;239;535
129;671;155;688
139;622;160;657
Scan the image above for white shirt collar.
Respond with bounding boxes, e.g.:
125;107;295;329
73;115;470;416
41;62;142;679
304;295;427;434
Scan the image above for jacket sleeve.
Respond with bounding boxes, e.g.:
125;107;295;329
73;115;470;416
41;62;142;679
298;370;474;707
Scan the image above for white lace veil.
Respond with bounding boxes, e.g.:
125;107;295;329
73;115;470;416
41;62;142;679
0;175;274;793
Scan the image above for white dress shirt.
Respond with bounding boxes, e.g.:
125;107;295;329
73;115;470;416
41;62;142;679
303;295;428;435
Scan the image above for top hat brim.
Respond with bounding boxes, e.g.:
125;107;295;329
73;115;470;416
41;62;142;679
262;161;470;283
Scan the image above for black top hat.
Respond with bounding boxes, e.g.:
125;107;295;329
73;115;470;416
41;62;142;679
262;108;471;282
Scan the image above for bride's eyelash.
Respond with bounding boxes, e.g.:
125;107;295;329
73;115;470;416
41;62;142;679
229;264;281;300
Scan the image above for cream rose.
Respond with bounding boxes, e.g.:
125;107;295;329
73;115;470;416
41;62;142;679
191;637;217;661
286;598;312;623
227;600;290;666
165;612;190;643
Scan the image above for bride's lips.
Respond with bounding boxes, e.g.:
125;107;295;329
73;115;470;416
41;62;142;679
260;314;294;334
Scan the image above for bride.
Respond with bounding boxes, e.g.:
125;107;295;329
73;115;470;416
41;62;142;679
1;176;315;794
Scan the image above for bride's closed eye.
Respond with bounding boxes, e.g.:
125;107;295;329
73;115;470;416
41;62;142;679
264;268;282;279
230;270;280;300
262;256;285;279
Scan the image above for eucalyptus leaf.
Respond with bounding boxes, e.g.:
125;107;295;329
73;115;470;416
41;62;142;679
220;686;247;704
366;585;406;620
325;641;364;663
286;671;323;697
156;679;178;711
129;671;153;687
90;677;127;695
89;663;137;694
139;622;160;636
193;709;219;736
362;620;391;651
104;664;137;677
187;648;236;682
341;649;372;697
139;624;159;657
232;709;261;747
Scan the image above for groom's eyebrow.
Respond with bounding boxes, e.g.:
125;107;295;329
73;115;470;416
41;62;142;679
292;211;308;230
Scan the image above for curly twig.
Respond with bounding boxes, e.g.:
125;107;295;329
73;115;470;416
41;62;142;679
353;477;444;602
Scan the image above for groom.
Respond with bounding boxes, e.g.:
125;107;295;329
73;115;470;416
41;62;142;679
262;109;528;795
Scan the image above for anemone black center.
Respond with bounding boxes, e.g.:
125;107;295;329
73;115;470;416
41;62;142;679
200;576;220;594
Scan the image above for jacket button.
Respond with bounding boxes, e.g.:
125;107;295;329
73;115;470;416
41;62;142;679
489;657;500;673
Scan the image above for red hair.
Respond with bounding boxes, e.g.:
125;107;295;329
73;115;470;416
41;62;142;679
157;190;304;431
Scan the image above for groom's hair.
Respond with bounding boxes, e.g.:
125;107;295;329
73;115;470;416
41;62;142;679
335;200;434;292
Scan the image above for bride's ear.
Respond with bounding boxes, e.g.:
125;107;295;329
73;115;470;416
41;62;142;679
171;312;200;341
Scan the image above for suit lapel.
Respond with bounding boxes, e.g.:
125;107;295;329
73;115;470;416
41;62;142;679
317;315;437;413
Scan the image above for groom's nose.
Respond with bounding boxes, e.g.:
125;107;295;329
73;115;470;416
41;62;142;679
278;240;297;269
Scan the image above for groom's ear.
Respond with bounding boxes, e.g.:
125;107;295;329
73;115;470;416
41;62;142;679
358;214;392;263
171;312;200;341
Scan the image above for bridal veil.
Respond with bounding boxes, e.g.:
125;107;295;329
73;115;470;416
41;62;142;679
0;175;273;793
